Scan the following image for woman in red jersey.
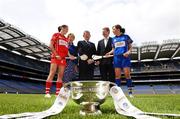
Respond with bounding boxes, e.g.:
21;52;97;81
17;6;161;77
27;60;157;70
45;25;73;98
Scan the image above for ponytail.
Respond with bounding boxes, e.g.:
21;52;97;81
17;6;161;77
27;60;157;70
58;25;68;32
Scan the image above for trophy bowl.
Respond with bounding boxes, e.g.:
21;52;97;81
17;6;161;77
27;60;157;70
65;81;113;115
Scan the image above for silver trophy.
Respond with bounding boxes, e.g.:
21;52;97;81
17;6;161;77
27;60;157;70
66;81;113;115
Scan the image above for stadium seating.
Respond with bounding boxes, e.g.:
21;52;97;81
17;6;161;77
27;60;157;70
1;78;180;94
169;85;180;94
0;81;17;93
0;19;180;95
0;49;50;73
153;85;173;94
0;79;53;94
133;85;154;94
0;48;180;94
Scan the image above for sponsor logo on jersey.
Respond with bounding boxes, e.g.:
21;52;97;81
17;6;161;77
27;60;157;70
115;41;125;48
59;40;68;47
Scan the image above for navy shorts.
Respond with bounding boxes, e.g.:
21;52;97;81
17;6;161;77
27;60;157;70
113;55;131;68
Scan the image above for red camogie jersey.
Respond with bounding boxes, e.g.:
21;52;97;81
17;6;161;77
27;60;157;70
50;33;69;65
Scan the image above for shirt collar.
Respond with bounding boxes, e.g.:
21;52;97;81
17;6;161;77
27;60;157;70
84;40;90;43
104;37;109;41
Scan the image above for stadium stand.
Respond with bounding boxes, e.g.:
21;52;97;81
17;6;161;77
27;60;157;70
0;18;180;94
153;85;173;94
170;85;180;94
133;85;154;94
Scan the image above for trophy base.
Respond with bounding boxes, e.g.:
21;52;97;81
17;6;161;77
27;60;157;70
80;102;102;115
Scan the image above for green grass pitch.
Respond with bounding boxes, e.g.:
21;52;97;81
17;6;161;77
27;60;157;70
0;94;180;119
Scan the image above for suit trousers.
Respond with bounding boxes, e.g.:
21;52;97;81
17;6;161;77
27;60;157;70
99;63;115;82
79;61;94;80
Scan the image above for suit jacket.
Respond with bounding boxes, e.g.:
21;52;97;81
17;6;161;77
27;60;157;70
77;40;96;80
77;40;96;60
97;37;113;65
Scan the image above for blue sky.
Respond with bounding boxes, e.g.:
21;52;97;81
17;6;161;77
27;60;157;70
0;0;179;46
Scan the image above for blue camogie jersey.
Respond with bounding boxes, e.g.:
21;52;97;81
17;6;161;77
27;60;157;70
112;34;133;55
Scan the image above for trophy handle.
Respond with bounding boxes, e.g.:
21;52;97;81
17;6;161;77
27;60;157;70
110;86;180;119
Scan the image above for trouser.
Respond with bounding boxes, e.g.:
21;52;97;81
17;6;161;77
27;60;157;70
79;61;94;80
99;63;115;82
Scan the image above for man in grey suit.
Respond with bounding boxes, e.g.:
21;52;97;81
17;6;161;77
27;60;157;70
96;27;115;82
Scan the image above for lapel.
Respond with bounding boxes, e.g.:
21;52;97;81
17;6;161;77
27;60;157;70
104;37;112;52
105;38;111;49
83;40;91;49
83;40;89;45
101;39;105;49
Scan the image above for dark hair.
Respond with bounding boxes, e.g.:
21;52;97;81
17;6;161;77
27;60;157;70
103;27;110;32
114;24;125;33
58;25;68;32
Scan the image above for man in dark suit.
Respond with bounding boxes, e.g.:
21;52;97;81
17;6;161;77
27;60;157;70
77;30;96;80
96;27;115;82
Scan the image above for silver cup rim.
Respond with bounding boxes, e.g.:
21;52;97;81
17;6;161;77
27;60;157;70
64;80;116;87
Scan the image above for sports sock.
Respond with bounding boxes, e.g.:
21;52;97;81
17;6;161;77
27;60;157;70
126;79;133;94
115;79;121;87
45;81;52;94
56;81;63;95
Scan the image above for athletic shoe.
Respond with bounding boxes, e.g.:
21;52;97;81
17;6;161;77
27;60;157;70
129;94;134;98
45;93;51;98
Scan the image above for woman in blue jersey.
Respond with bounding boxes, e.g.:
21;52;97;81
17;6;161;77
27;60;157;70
106;24;133;97
62;33;78;83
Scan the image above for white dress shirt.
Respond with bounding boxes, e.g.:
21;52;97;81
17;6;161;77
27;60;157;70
104;37;109;47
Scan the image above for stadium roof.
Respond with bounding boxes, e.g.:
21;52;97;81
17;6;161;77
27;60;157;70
0;19;51;60
129;40;180;62
0;19;180;62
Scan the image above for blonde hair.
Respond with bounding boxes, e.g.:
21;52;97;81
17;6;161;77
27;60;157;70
67;33;75;39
